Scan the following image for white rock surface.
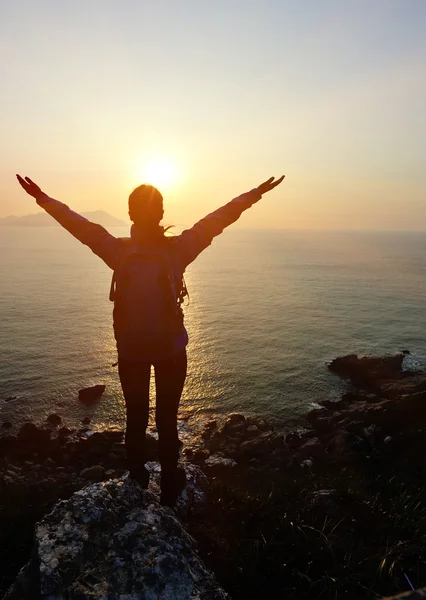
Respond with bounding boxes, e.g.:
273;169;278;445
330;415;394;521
204;455;238;469
4;464;229;600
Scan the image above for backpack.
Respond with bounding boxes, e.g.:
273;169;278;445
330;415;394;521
109;239;187;360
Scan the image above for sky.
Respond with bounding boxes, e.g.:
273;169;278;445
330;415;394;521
0;0;425;230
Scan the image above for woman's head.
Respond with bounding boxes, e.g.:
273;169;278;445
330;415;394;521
128;184;164;227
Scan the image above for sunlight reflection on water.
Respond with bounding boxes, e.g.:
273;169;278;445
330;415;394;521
1;227;426;434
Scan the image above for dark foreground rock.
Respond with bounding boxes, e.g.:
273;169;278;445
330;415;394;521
4;465;226;600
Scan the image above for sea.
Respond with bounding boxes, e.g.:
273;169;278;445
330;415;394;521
1;226;426;437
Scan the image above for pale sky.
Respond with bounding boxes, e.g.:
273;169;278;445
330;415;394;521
1;0;425;230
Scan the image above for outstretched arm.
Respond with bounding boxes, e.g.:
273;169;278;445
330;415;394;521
176;175;285;268
16;175;121;270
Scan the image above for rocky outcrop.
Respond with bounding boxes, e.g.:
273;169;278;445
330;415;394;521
194;354;426;477
4;465;226;600
200;414;286;465
328;353;426;398
328;353;405;382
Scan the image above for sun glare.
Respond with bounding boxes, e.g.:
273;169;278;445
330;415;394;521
138;157;179;190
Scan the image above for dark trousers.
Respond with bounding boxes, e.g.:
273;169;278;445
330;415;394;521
118;349;187;472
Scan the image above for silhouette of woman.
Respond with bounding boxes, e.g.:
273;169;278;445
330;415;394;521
16;173;285;505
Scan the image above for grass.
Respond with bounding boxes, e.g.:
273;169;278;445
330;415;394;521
187;455;426;600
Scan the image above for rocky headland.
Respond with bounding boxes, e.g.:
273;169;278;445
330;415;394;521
1;353;426;599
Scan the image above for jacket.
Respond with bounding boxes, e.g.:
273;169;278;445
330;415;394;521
36;188;262;360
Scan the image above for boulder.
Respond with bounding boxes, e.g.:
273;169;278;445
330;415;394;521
328;354;405;384
223;413;246;435
296;437;325;460
201;420;218;439
58;426;72;438
0;435;17;456
17;423;50;447
4;467;225;600
79;465;105;482
236;431;283;459
205;454;238;469
285;432;302;448
246;416;270;431
46;413;62;426
78;384;106;403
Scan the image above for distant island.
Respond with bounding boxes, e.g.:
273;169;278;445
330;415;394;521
0;210;128;228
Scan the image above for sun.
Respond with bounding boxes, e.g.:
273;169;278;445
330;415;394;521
138;157;179;190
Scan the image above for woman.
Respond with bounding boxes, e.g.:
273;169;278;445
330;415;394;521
16;173;285;505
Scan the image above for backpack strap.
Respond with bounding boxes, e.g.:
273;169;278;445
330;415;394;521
109;238;133;302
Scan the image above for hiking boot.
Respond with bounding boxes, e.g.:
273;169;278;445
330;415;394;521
128;466;150;489
160;466;186;507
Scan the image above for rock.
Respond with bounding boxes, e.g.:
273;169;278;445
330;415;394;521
246;416;270;431
79;465;105;482
205;454;238;468
46;413;62;426
329;354;405;384
191;449;209;463
326;430;368;457
223;413;246;433
345;420;364;434
58;426;72;437
201;420;218;439
246;424;259;433
169;462;208;517
366;393;379;403
380;376;426;398
296;437;325;460
17;423;50;447
178;412;193;421
0;435;17;456
285;432;302;448
236;431;283;459
4;468;222;599
78;384;106;403
300;459;313;469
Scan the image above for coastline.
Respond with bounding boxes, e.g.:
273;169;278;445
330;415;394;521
1;352;426;598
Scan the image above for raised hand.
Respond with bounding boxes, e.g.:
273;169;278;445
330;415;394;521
16;174;45;199
256;175;285;196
